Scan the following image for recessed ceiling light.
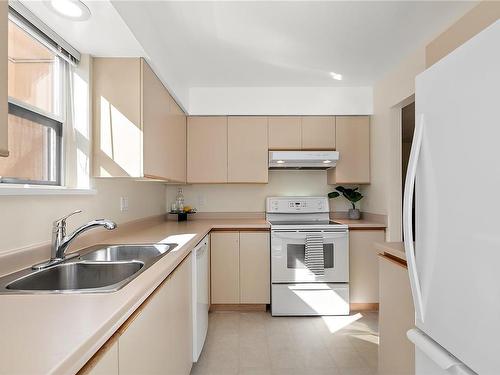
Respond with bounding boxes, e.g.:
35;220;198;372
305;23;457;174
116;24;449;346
276;160;285;164
323;160;332;164
46;0;91;21
330;72;343;81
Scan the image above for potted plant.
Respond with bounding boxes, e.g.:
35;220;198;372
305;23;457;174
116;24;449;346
328;186;364;220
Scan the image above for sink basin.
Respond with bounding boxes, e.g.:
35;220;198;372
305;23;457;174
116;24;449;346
0;243;178;294
80;244;172;263
6;261;143;292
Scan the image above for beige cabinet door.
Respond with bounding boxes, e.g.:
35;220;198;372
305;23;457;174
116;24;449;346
119;276;171;374
85;341;118;375
119;255;192;375
301;116;335;150
211;232;240;304
268;116;301;150
379;255;415;375
165;97;187;183
349;230;385;304
167;254;193;375
228;116;268;183
328;116;370;184
92;58;143;178
0;1;7;157
142;59;169;180
240;232;270;304
187;116;228;183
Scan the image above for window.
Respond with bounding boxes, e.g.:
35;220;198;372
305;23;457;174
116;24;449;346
0;17;64;185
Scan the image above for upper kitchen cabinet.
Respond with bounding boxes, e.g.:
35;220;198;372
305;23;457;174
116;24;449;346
92;57;186;182
268;116;301;150
187;116;228;183
164;97;187;183
0;1;8;158
227;116;268;183
301;116;336;150
328;116;370;184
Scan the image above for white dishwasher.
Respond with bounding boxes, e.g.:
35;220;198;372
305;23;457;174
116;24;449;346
192;235;209;362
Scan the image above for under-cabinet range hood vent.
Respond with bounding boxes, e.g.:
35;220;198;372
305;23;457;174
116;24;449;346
269;151;339;170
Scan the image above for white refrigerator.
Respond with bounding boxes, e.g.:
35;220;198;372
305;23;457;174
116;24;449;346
403;20;500;375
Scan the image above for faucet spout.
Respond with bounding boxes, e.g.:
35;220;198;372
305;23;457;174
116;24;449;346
55;219;117;259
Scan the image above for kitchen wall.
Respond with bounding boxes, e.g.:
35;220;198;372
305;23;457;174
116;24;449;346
364;1;500;242
188;86;373;116
0;179;166;254
166;170;358;213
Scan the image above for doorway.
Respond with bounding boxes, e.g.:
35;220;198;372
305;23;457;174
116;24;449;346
401;102;415;237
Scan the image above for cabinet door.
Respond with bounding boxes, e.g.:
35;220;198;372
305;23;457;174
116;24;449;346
119;255;192;375
268;116;301;150
328;116;370;184
165;97;187;183
167;254;193;374
0;1;7;158
83;341;118;375
142;59;169;180
211;232;239;304
92;58;142;178
240;232;270;304
119;276;171;374
228;116;268;183
379;255;415;375
187;116;227;183
349;230;385;304
301;116;335;150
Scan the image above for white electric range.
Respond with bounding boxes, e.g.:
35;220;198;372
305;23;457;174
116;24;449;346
266;196;350;316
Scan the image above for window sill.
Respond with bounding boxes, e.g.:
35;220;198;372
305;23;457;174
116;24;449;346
0;185;97;196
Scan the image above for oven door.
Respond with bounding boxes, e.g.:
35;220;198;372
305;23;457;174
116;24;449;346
271;230;349;283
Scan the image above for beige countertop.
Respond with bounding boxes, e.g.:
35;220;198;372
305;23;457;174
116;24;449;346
334;218;387;229
0;218;269;375
375;241;406;261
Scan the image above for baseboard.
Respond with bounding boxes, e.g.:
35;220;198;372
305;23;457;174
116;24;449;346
210;304;267;312
350;303;379;311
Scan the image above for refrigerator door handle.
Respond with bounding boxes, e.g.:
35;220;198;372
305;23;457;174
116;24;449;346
403;114;425;322
407;329;476;374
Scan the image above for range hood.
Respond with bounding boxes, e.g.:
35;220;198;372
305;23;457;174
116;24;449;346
269;151;339;169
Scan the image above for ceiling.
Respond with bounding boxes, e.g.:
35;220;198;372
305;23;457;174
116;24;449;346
20;0;145;57
20;1;476;111
112;1;475;88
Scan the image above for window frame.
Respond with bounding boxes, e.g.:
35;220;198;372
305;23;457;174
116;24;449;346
2;12;67;186
0;100;63;186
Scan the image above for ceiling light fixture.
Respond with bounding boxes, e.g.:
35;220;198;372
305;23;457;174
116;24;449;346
323;160;332;164
46;0;91;21
276;160;285;164
330;72;343;81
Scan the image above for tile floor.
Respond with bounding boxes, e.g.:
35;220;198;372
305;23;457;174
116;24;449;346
191;310;379;375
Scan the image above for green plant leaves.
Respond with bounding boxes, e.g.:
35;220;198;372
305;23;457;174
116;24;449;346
328;186;364;206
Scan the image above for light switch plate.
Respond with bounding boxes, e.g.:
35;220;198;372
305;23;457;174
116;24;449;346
120;196;129;212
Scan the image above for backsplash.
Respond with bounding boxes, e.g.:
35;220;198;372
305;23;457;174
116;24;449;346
166;170;364;213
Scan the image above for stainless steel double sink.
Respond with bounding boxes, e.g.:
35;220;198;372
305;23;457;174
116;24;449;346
0;244;178;294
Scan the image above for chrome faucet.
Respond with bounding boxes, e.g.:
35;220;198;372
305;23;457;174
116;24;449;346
32;210;117;270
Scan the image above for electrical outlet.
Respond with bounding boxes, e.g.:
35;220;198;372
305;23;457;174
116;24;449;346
120;196;129;212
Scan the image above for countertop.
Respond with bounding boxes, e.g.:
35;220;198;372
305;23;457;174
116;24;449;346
0;218;269;375
375;241;406;261
334;218;387;229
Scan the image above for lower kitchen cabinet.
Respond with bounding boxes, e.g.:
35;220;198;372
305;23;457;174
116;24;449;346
240;232;270;303
211;232;240;304
349;229;385;306
83;341;119;375
211;231;270;305
119;254;192;375
379;253;415;375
